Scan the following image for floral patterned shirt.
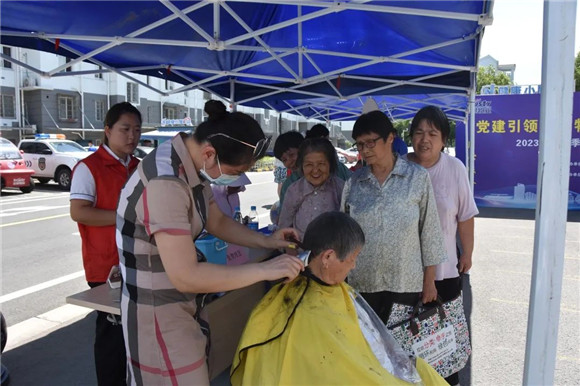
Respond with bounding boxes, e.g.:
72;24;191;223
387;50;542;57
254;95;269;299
341;156;447;293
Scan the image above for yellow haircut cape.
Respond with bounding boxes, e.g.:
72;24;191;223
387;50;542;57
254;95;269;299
231;275;447;385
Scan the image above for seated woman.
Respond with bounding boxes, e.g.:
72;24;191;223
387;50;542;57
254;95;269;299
278;138;345;238
231;212;447;385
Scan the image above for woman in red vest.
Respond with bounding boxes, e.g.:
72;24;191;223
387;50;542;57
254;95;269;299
70;102;141;386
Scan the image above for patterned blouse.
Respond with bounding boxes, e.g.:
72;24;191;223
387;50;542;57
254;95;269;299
341;156;447;293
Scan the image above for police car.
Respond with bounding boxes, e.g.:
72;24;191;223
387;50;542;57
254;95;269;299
18;134;90;190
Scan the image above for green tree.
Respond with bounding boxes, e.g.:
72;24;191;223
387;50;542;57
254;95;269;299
393;119;411;144
476;65;512;93
575;51;580;91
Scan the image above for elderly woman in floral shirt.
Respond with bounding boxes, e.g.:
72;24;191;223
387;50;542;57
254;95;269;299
341;110;447;324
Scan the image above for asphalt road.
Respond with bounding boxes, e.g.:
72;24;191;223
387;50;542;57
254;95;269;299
0;171;279;326
1;173;579;385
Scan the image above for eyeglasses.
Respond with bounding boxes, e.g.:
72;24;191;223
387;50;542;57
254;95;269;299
206;133;272;160
355;137;384;150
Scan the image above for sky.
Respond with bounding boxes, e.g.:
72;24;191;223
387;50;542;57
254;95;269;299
479;0;580;85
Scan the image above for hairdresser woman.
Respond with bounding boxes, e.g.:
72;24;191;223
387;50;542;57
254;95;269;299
116;102;303;385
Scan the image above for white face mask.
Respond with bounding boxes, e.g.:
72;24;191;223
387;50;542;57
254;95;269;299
199;154;240;186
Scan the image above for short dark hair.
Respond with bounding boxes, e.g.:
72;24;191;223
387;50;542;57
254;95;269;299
296;138;338;176
194;101;266;166
352;110;395;141
273;131;304;160
303;212;365;261
102;102;142;146
410;105;450;147
305;124;330;139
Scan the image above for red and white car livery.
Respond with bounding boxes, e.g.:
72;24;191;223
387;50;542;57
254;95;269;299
0;137;35;193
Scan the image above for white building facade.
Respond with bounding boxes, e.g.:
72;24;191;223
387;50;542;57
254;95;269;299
0;46;338;145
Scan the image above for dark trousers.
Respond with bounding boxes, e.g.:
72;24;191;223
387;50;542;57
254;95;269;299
360;291;421;324
89;282;127;386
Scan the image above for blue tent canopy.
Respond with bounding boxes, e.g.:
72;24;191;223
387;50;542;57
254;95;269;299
0;0;492;121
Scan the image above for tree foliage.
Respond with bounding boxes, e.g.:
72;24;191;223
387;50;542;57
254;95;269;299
476;65;512;93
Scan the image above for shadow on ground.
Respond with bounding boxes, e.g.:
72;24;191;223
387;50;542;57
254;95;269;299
3;313;96;386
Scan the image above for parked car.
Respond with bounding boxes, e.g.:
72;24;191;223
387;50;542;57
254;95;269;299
335;147;358;163
0;137;35;194
133;146;154;160
18;134;90;190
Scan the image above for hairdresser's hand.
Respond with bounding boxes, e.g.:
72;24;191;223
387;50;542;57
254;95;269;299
266;227;301;250
260;254;304;283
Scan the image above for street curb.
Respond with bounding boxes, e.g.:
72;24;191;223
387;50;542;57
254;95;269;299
5;305;92;351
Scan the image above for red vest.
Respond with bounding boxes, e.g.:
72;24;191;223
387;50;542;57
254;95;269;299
75;146;139;282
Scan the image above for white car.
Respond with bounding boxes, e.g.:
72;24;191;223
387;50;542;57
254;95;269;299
335;147;358;163
18;135;90;190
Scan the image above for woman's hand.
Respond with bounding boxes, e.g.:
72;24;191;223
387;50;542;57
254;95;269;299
265;227;301;250
458;254;472;273
260;254;304;283
422;265;438;303
422;280;438;303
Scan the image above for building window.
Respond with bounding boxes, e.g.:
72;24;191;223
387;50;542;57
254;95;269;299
0;95;15;118
127;82;139;104
94;65;103;79
95;100;105;121
163;106;176;120
58;95;75;120
165;79;173;91
65;57;73;72
2;47;12;69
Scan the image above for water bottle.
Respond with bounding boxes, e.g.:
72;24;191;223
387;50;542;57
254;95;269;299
247;205;259;231
233;206;243;224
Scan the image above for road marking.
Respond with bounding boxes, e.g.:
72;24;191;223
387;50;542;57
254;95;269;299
557;356;580;363
499;269;579;281
0;193;70;205
492;250;578;260
490;298;579;313
491;250;530;255
245;181;274;187
0;270;85;304
0;204;70;217
0;213;70;228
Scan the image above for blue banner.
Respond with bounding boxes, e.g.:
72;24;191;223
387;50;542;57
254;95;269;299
473;93;580;210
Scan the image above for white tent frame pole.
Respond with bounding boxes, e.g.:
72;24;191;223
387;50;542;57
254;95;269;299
225;1;373;46
221;2;299;80
523;1;576;384
469;83;475;189
226;0;482;22
48;0;210;75
298;5;303;79
160;0;214;43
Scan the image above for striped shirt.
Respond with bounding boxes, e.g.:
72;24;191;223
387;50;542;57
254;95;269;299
116;133;213;385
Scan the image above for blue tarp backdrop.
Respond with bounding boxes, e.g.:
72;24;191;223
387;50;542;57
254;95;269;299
0;1;491;121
